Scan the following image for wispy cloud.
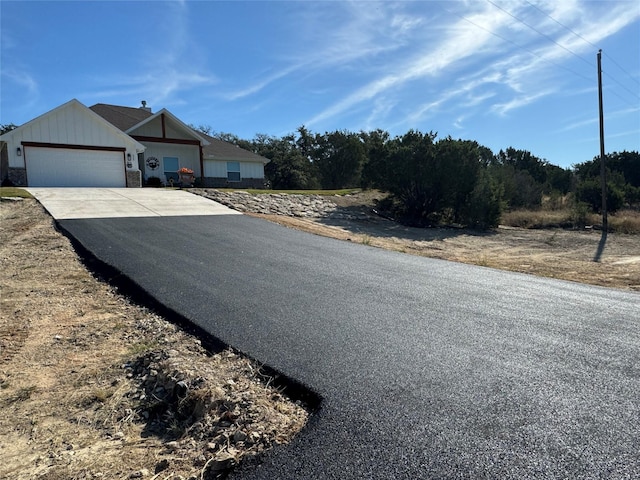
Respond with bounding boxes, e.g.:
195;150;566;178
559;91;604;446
221;2;418;101
492;89;554;115
300;0;638;132
561;106;640;132
83;1;217;107
304;3;512;128
222;65;300;101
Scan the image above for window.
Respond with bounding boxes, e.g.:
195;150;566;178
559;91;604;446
164;157;179;183
227;161;241;182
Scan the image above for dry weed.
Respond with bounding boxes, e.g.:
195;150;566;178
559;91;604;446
0;199;309;480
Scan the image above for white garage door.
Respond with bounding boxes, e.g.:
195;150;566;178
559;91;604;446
26;147;126;187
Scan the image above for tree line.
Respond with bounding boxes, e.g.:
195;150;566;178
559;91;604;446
201;126;638;229
6;119;637;230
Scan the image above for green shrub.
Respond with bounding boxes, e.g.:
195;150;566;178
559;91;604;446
145;176;163;188
575;178;624;213
571;202;590;229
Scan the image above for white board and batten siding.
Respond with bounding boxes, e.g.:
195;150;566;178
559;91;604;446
2;99;143;187
203;160;264;179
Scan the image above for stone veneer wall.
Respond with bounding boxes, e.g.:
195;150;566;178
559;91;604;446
0;144;8;184
7;168;27;186
199;177;268;189
126;170;142;188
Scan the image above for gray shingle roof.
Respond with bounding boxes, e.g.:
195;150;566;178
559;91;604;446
90;104;268;164
89;103;153;131
200;133;268;163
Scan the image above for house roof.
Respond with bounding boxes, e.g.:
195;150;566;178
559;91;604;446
90;103;268;164
89;103;154;131
201;133;269;164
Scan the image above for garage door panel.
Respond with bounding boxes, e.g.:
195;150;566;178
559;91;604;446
26;147;125;187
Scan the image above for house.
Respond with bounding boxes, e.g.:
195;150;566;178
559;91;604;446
0;99;269;188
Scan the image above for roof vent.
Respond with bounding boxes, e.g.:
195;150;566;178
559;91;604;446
140;100;152;113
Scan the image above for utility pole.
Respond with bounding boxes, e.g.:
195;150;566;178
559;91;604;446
597;49;607;231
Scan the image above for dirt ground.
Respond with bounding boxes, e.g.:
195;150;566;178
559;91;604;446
0;199;308;480
1;192;637;479
252;191;640;292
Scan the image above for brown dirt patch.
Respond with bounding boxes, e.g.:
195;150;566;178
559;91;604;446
0;199;308;480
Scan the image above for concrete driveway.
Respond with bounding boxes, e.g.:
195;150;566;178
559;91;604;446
26;188;240;220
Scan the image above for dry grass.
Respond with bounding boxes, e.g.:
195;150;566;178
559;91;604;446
501;207;640;234
501;209;573;229
609;210;640;234
0;199;309;479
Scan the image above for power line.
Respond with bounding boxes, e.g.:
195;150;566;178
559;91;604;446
603;70;640;101
603;52;640;88
523;0;640;88
523;0;597;48
489;0;640;105
486;0;594;69
443;6;594;85
442;3;638;109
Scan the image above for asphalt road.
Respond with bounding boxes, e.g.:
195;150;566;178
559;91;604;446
58;214;640;479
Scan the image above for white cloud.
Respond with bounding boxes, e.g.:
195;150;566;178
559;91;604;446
81;1;217;107
491;90;554;115
223;65;301;101
304;2;513;128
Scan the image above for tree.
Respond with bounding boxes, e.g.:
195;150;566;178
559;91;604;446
374;133;502;228
574;151;640;209
543;164;573;195
434;137;489;223
489;148;556;209
255;134;318;190
360;129;391;189
189;124;213;136
313;130;366;189
495;147;548;184
378;130;441;225
575;177;624;213
0;123;18;135
575;151;640;187
460;168;503;229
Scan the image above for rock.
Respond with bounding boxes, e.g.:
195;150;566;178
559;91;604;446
129;468;149;478
192;190;339;218
165;441;179;452
232;430;248;443
206;452;236;472
154;459;170;473
174;380;188;398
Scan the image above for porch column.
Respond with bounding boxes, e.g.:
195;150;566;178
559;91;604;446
199;144;204;181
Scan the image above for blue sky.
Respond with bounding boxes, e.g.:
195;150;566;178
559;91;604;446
1;1;638;168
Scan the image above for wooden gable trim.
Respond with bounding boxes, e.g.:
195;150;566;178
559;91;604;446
161;113;166;139
21;141;126;152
